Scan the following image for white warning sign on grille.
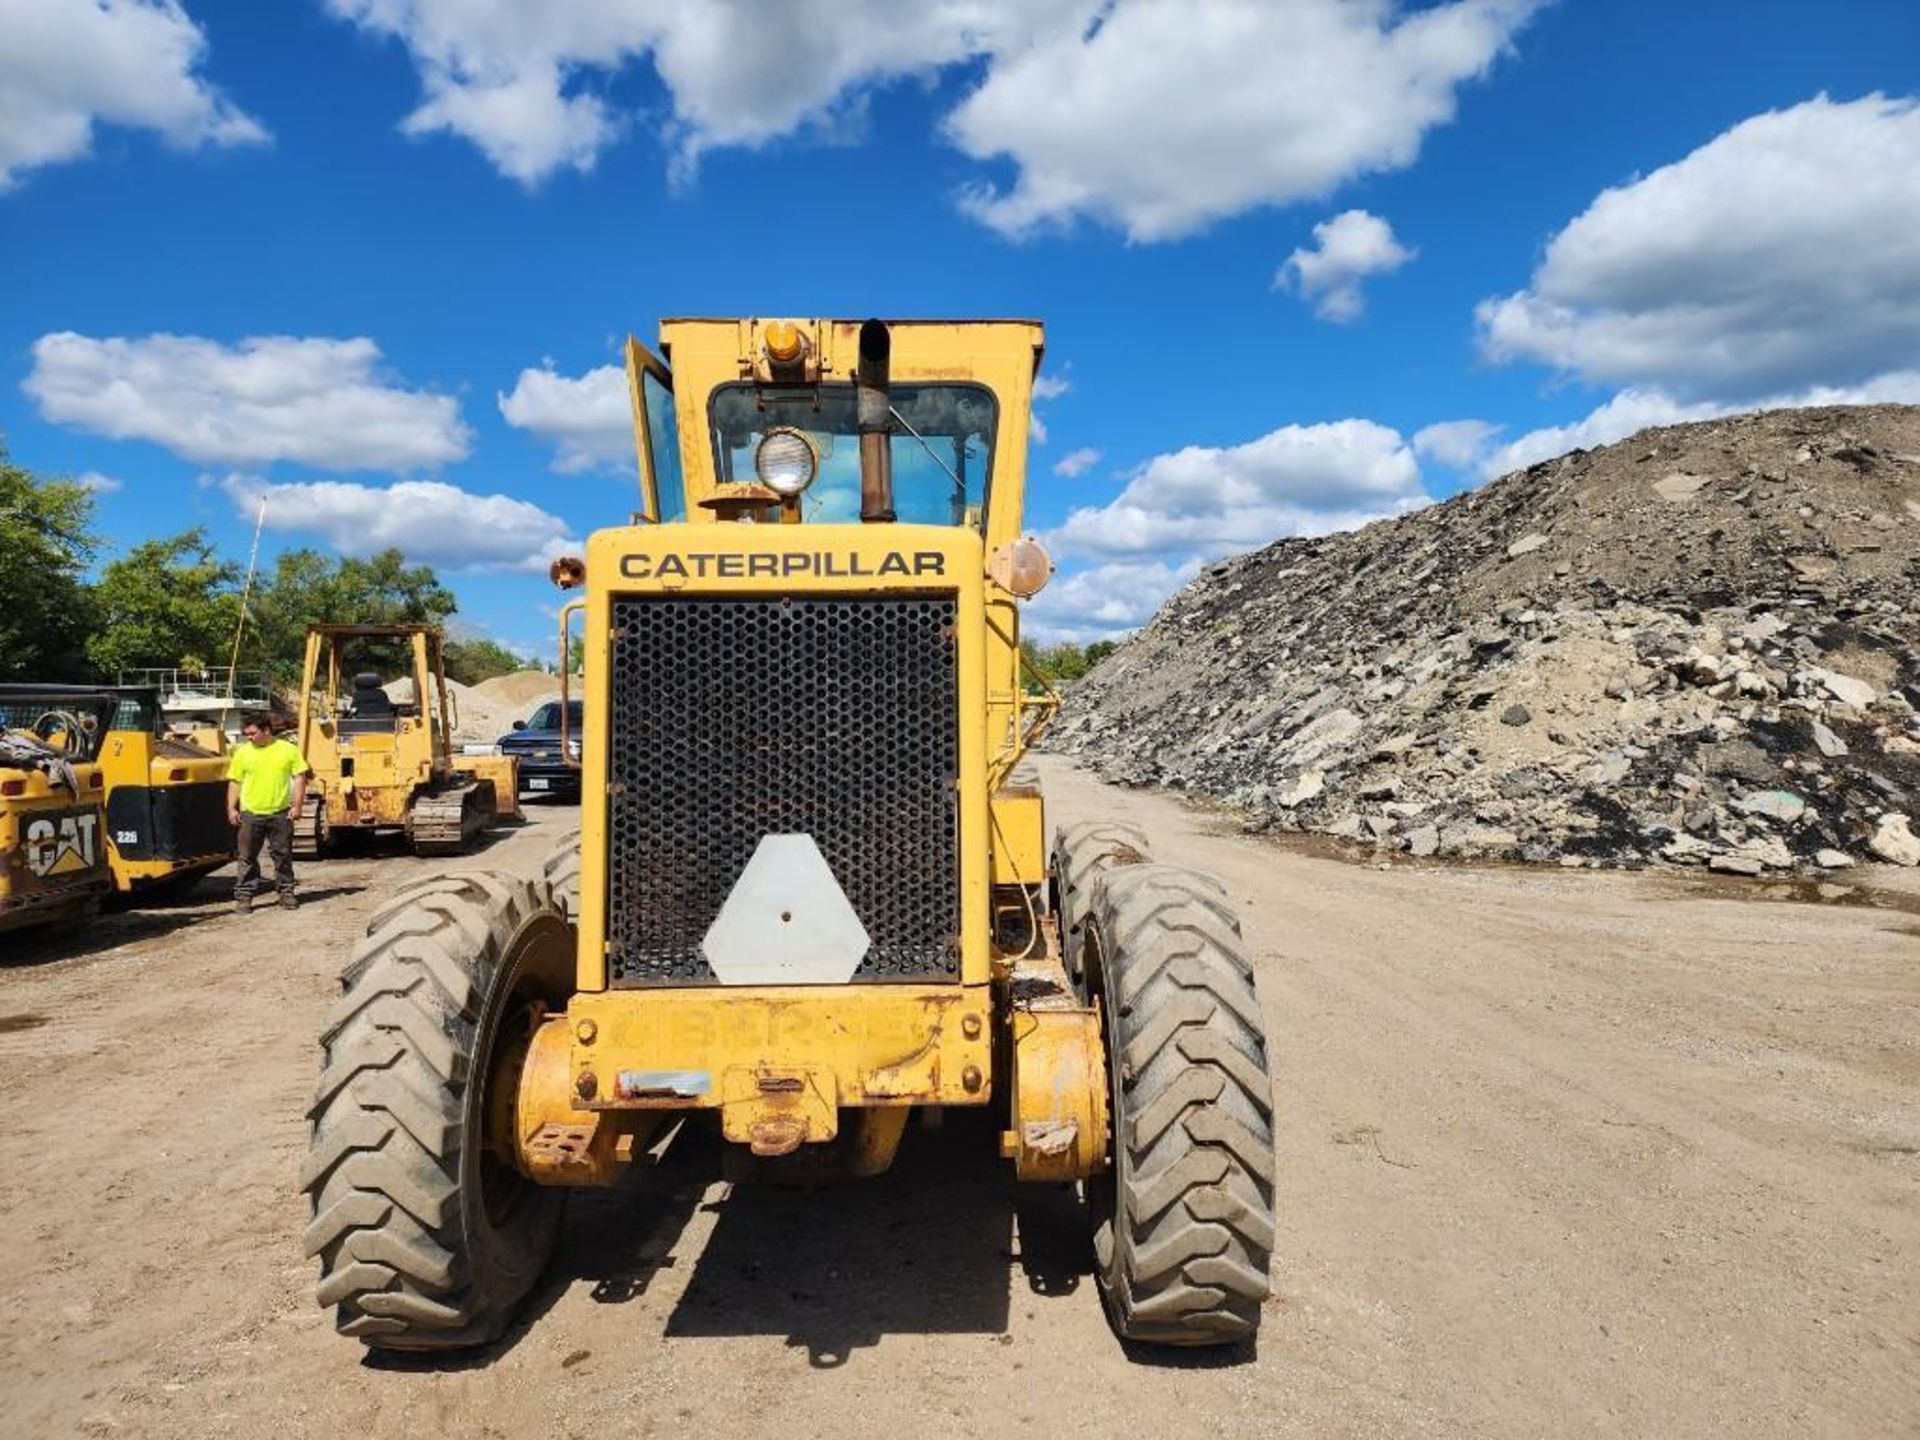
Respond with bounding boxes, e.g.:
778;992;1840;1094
701;834;871;985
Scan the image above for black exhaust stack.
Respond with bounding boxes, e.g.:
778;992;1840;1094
857;319;894;523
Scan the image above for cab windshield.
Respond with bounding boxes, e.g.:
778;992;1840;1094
709;383;997;529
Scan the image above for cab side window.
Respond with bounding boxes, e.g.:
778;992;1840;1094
644;370;686;523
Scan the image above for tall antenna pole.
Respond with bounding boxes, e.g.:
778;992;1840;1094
228;495;267;678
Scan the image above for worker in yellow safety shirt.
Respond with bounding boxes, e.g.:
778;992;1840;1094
227;714;311;915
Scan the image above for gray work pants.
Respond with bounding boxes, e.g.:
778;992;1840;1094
234;810;296;898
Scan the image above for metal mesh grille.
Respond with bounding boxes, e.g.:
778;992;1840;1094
606;594;960;985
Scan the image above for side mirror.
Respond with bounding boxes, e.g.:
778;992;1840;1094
512;719;527;730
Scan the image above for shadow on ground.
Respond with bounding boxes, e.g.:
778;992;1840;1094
662;1113;1027;1366
3;907;205;967
3;872;367;968
371;1111;1101;1372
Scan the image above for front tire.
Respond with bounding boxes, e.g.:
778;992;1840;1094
1084;863;1276;1346
1051;819;1151;984
300;871;574;1350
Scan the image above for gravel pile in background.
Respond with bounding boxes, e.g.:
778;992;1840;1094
1048;405;1920;871
473;670;564;709
384;674;532;744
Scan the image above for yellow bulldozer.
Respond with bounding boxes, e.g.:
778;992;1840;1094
293;623;520;857
301;319;1275;1352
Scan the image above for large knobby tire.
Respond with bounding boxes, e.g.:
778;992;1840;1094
1051;819;1152;984
1084;862;1276;1346
300;870;575;1350
542;829;581;924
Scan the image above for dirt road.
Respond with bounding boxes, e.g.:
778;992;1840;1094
2;759;1916;1439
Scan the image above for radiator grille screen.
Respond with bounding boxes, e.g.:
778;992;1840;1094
606;594;961;985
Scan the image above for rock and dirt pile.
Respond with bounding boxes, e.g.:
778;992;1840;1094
371;670;562;745
1049;405;1920;872
384;674;539;744
473;669;563;708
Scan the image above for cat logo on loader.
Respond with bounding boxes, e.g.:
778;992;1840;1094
302;318;1276;1354
1;686;117;937
24;810;98;877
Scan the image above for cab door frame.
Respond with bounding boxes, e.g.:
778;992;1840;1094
624;336;679;524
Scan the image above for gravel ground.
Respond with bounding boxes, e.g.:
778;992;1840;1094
0;762;1915;1439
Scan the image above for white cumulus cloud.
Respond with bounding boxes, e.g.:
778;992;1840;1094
73;470;123;493
1024;557;1203;645
0;0;267;189
1411;418;1503;470
398;59;621;185
1051;419;1429;558
498;362;631;473
1030;366;1073;445
1480;391;1726;477
322;0;1536;238
1278;209;1415;322
1052;446;1101;478
323;0;1061;184
25;332;471;471
218;474;579;572
1482;371;1920;479
950;0;1539;240
1477;93;1920;399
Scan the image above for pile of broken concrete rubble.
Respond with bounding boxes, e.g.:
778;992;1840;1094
1048;404;1920;873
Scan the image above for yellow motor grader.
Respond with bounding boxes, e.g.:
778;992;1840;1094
293;623;520;857
302;319;1275;1352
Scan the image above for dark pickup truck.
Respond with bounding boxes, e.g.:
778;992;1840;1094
496;699;583;800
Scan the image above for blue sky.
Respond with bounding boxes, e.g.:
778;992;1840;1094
3;0;1917;651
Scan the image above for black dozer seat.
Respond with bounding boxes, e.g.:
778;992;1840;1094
341;672;397;734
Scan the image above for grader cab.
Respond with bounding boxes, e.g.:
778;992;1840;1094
293;624;519;857
301;319;1274;1352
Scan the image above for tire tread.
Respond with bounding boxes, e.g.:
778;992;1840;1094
301;870;565;1351
1083;860;1275;1346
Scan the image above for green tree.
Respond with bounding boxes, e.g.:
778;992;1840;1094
443;636;526;686
86;528;242;676
251;548;458;681
1020;638;1121;686
0;445;99;681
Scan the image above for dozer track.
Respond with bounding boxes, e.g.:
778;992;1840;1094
291;797;329;860
408;779;494;856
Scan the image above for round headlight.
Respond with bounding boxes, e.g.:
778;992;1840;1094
755;428;818;497
989;535;1055;598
